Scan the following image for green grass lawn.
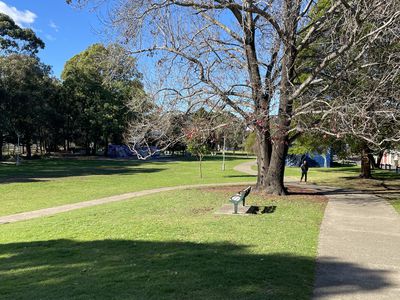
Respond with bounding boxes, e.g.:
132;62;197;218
284;166;400;214
0;156;255;216
251;165;364;184
390;199;400;213
306;167;400;214
0;187;326;300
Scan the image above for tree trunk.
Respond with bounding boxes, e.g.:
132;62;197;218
265;135;289;195
0;131;3;161
104;136;109;156
376;150;384;168
26;141;32;159
263;0;299;195
255;128;272;190
199;156;203;178
368;153;377;169
360;146;372;179
91;142;97;156
85;138;91;155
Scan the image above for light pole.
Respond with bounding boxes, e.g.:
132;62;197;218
221;134;226;171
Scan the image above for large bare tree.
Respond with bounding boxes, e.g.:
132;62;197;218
69;0;400;194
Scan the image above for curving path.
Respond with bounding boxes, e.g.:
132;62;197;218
0;181;255;225
233;160;257;176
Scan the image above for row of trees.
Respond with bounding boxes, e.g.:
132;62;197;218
0;13;146;159
70;0;400;194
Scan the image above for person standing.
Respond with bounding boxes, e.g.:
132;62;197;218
300;160;309;183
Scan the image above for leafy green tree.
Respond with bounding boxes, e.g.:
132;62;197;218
0;13;45;159
244;132;256;155
0;54;52;158
62;43;145;155
186;130;211;179
0;13;44;55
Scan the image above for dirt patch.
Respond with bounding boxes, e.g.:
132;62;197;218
191;207;214;215
198;185;328;205
200;185;251;194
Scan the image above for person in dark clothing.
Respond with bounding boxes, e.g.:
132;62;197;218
300;160;309;183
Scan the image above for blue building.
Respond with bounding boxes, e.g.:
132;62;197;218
286;149;332;168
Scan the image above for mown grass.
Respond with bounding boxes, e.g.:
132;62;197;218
0;188;326;300
389;199;400;213
284;166;400;214
251;163;400;214
0;156;255;216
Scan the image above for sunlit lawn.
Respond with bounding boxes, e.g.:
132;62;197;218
0;188;326;300
0;156;255;216
284;166;400;214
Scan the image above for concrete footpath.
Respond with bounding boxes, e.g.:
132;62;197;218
235;161;400;299
312;187;400;299
0;181;254;225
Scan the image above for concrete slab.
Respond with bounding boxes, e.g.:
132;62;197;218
214;204;252;215
313;193;400;299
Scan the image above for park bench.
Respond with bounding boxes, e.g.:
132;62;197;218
229;186;251;214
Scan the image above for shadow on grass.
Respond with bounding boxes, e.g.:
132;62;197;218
0;156;253;185
309;167;361;173
371;171;400;181
0;239;392;300
224;174;257;178
0;165;166;184
0;157;191;184
310;166;400;181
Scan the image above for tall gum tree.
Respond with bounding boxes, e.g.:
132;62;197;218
68;0;400;194
0;14;45;160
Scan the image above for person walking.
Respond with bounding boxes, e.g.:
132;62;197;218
300;160;309;183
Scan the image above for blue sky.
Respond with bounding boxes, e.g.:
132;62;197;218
0;0;103;78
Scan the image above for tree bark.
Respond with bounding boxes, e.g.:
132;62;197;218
376;150;384;168
26;141;32;159
104;136;109;156
368;153;377;169
91;142;97;155
0;131;3;161
199;156;203;178
266;137;289;195
255;128;272;190
360;145;372;178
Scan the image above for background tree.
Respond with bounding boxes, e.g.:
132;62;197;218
62;43;145;155
184;117;213;178
0;54;53;158
69;0;399;194
294;8;400;178
0;13;44;55
0;13;45;160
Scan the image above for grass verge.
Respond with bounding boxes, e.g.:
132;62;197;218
286;166;400;214
0;156;255;216
0;187;326;300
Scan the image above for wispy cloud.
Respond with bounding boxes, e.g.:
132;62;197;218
49;20;59;32
45;34;56;41
0;1;37;27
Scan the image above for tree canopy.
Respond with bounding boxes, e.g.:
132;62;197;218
68;0;400;194
0;13;44;55
62;43;146;155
